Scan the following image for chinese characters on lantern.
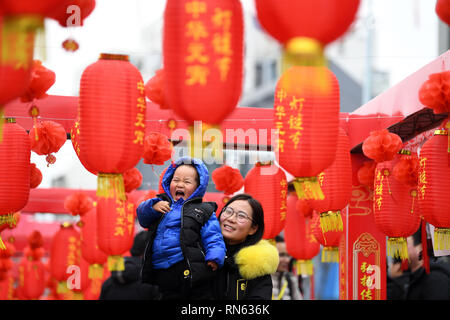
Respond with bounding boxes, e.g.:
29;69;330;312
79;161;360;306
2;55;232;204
418;157;427;200
67;236;80;267
114;201;135;237
359;261;378;300
374;170;384;211
133;81;146;145
212;7;233;81
280;178;287;221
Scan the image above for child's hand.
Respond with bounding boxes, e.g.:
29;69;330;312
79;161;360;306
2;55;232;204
207;261;218;271
153;201;171;214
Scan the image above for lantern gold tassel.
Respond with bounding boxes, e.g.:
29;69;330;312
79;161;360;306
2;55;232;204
97;173;126;202
56;281;68;294
107;255;125;272
387;237;409;260
319;211;343;233
434;228;450;251
88;264;104;279
0;236;5;250
293;177;325;200
188;123;223;162
296;259;314;276
282;37;326;71
321;247;339;263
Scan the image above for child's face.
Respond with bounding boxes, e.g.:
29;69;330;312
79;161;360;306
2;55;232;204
169;165;199;201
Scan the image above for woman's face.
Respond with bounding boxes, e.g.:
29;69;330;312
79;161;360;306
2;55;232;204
219;200;258;245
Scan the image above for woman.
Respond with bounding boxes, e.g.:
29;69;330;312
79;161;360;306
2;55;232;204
213;193;279;300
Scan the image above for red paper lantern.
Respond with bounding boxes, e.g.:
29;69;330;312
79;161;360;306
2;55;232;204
311;212;343;263
373;155;421;260
357;160;377;189
96;197;135;271
48;0;96;27
308;128;352;233
30;163;42;188
143;132;173;165
418;126;450;250
20;231;46;299
362;129;403;163
285;195;320;275
64;191;94;217
0;272;14;300
163;0;244;125
255;0;360;68
70;119;97;175
29;120;67;165
436;0;450;25
212;165;244;195
244;162;287;239
145;69;170;110
49;223;81;295
79;53;146;201
0;119;30;249
274;66;340;200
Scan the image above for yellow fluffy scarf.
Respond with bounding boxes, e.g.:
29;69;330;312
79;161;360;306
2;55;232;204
234;240;279;280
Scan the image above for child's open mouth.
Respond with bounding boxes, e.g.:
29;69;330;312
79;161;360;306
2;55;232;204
175;190;185;199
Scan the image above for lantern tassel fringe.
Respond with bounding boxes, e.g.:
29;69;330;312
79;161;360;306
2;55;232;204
56;281;68;294
319;211;343;233
97;173;126;201
387;237;409;260
321;247;339;263
0;213;19;229
88;264;104;279
0;236;5;250
296;259;314;276
293;177;325;200
107;255;125;272
434;228;450;251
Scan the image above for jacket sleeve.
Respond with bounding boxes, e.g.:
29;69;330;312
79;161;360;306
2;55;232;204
136;198;163;228
200;213;226;268
244;274;273;300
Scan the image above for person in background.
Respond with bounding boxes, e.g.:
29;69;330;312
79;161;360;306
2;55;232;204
387;227;450;300
271;235;303;300
99;230;159;300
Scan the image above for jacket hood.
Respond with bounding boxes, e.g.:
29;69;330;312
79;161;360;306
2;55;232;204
161;157;209;202
234;240;279;280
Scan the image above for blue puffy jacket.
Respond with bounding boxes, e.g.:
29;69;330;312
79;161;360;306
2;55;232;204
136;157;226;270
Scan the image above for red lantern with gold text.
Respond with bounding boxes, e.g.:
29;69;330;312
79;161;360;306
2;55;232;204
308;127;352;233
418;125;450;250
311;212;343;263
0;118;30;249
163;0;244;157
80;204;108;280
255;0;360;69
20;231;46;299
373;153;421;260
244;162;287;239
0;239;14;300
97;197;135;271
49;223;81;295
274;66;340;200
70;119;97;175
78;53;145;201
285;195;320;276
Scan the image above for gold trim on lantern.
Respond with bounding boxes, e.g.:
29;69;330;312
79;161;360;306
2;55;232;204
97;173;126;201
282;37;326;71
321;247;339;263
319;211;343;233
56;281;68;294
398;149;411;155
4;117;16;123
387;237;409;260
0;213;19;228
293;177;325;200
296;259;314;276
99;53;129;61
434;129;448;136
107;255;125;272
88;264;104;279
61;222;72;228
434;228;450;251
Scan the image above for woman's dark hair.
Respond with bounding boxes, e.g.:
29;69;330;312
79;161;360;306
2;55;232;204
220;193;265;247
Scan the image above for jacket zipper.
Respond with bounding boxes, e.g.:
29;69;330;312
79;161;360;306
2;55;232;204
180;197;200;284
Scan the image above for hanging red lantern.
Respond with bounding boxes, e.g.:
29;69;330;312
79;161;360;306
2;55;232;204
64;191;94;217
308;128;352;233
436;0;450;25
285;195;320;275
311;212;343;263
362;129;403;163
80;204;108;280
143;132;173;165
145;69;170;110
30;163;42;188
0;271;14;300
96;196;135;271
274;66;340;200
373;153;421;260
20;231;46;300
0;119;30;249
79;53;146;201
29;120;67;165
49;223;81;295
418;125;450;250
254;0;360;69
48;0;96;27
244;162;287;239
357;160;377;189
0;241;15;274
70;119;97;175
163;0;244;156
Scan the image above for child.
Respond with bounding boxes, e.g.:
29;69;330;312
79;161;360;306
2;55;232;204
137;157;226;299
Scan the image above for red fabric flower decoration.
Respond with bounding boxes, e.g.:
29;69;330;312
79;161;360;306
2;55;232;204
418;71;450;114
64;191;94;217
24;230;45;260
29;120;67;164
357;161;377;188
362;129;403;163
145;69;170;109
20;60;56;103
393;153;419;187
62;39;79;52
123;167;143;193
143;132;173;165
212;165;244;195
30;163;42;189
